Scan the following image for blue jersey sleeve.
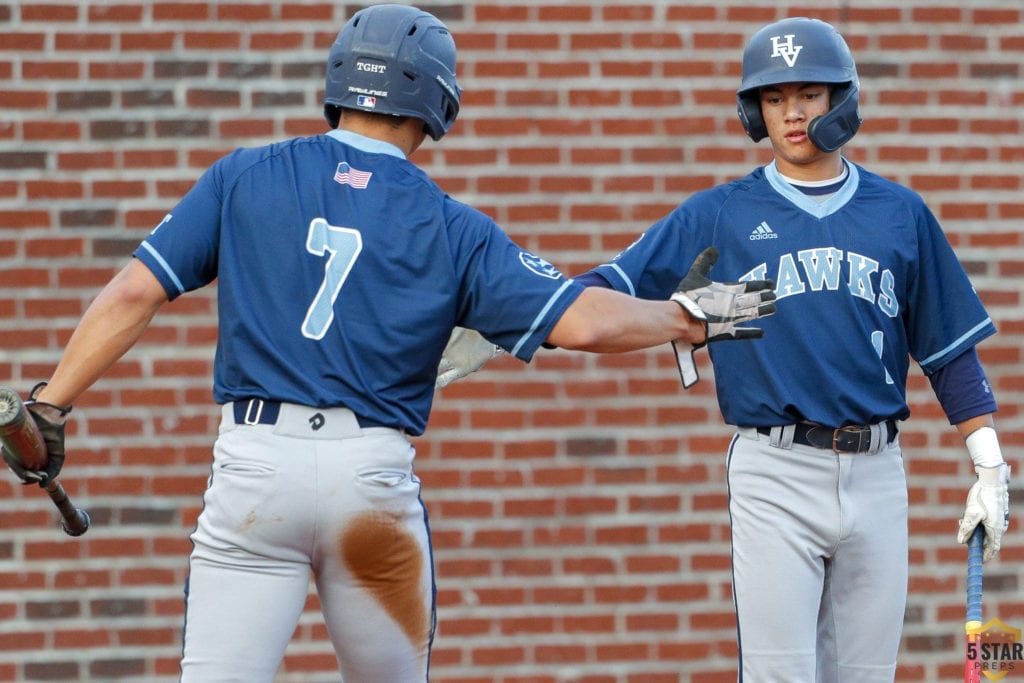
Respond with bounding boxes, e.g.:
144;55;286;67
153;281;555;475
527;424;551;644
586;184;739;301
902;192;996;374
443;198;584;361
573;271;612;289
133;156;238;300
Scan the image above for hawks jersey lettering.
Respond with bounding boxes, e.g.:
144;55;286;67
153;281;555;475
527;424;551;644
135;129;583;434
593;160;995;427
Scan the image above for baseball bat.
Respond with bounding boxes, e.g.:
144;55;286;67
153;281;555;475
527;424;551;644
964;525;984;683
0;386;90;537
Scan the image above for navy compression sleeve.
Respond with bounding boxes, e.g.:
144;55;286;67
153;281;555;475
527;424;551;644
928;347;998;424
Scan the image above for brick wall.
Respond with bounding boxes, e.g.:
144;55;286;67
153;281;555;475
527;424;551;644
1;1;1021;681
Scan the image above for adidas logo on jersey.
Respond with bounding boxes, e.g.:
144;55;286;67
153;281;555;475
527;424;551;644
749;221;779;240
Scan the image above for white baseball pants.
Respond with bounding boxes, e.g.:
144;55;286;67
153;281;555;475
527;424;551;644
179;403;435;682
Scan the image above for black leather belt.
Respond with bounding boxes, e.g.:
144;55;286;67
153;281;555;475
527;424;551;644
756;419;898;453
232;399;393;430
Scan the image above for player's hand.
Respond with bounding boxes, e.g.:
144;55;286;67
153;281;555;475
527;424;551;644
957;463;1010;562
3;385;71;486
669;246;776;388
671;246;777;342
436;327;503;389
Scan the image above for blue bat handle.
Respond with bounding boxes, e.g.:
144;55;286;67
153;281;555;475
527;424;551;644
966;526;984;625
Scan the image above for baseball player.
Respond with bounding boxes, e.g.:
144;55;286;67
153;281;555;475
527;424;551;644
592;17;1010;682
2;6;775;683
439;17;1010;683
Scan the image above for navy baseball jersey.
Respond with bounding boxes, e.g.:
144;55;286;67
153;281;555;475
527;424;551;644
592;160;996;427
135;129;583;434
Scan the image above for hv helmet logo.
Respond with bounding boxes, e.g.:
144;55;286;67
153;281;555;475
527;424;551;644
770;34;803;67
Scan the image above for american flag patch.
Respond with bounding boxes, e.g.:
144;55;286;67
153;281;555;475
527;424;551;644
333;162;372;189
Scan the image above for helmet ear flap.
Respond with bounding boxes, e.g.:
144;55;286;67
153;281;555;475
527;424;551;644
737;95;768;142
806;82;862;153
324;104;341;129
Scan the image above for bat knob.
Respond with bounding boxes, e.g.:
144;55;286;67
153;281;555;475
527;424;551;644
61;509;90;537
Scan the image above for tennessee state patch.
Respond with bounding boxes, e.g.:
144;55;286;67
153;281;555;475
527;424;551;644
519;251;562;280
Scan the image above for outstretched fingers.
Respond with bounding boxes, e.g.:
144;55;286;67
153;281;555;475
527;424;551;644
689;246;719;278
742;278;776;294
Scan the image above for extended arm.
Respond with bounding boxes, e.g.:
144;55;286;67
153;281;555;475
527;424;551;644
4;259;168;486
545;286;704;353
435;247;776;388
434;289;703;389
35;259;170;407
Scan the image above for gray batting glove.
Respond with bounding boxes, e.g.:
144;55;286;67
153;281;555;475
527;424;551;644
436;327;503;389
957;463;1010;562
670;246;777;388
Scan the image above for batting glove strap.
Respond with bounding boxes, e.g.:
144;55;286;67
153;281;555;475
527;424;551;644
669;290;707;323
671;340;699;389
2;446;46;485
957;463;1010;562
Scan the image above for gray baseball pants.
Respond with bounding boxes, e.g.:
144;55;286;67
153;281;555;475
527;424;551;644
727;427;908;682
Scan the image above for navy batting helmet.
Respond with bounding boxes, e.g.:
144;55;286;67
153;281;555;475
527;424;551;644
736;17;861;153
324;4;462;141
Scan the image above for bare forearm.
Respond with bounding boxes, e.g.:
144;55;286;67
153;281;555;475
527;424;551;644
547;287;704;353
955;414;994;440
36;260;168;407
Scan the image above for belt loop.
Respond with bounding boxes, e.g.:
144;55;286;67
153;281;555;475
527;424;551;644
769;425;795;449
869;423;882;453
244;399;264;425
779;424;795;449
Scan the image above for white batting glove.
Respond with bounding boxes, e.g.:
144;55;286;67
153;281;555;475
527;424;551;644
436;327;503;389
957;463;1010;562
669;246;777;389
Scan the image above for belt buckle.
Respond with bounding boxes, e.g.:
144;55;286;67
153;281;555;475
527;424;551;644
243;399;264;425
832;425;866;453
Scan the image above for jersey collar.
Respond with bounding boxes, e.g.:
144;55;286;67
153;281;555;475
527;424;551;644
326;129;407;159
764;159;859;218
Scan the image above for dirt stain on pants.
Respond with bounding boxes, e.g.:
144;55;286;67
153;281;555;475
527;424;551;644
340;510;429;647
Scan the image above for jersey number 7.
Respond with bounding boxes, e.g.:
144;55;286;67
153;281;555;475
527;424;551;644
302;218;363;340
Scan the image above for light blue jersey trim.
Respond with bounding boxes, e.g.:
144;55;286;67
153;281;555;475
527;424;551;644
326;129;406;159
594;264;636;296
511;280;574;357
765;159;860;218
919;318;994;368
139;242;185;295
